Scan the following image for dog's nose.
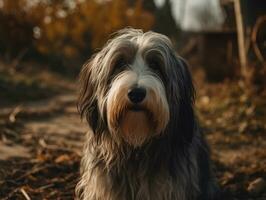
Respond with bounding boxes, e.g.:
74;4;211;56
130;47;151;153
128;87;146;104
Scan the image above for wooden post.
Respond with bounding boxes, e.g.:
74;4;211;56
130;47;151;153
234;0;247;77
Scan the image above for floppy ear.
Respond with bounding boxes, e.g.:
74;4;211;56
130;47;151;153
166;53;195;146
77;58;103;133
177;57;195;143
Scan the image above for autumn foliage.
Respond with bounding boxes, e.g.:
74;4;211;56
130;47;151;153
0;0;154;63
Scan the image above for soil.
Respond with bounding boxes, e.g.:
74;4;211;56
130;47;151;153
0;68;265;199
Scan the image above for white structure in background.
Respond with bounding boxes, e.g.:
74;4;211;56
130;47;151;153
182;0;225;31
155;0;225;31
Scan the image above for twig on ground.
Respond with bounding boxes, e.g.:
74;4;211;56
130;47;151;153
20;188;31;200
17;164;52;181
39;138;81;156
9;105;22;123
38;183;54;191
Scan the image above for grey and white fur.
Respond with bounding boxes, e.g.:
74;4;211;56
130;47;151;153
76;28;219;200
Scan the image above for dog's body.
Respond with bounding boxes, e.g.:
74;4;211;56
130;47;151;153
76;28;218;200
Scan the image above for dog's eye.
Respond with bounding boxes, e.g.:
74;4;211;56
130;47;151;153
148;60;163;75
113;58;128;74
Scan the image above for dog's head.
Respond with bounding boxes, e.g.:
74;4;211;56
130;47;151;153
78;28;195;148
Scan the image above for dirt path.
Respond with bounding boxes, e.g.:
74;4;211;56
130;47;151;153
0;93;87;159
0;92;88;199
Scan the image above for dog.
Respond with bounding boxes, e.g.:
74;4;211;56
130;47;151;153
76;28;218;200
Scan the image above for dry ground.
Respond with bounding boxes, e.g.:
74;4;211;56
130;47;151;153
0;65;265;199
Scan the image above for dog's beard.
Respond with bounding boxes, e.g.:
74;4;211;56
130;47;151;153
120;110;154;147
105;70;170;147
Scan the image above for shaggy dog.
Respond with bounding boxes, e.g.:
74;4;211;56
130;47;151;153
76;28;218;200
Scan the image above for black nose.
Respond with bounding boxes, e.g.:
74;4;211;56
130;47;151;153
128;87;146;104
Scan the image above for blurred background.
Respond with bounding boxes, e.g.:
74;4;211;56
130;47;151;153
0;0;265;199
0;0;265;79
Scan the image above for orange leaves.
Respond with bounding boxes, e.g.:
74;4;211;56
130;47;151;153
0;0;155;60
84;0;155;49
72;0;155;50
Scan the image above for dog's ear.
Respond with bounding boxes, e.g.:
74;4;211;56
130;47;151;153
78;58;102;133
166;54;195;145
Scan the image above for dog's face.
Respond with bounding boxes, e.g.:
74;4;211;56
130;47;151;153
78;29;195;147
106;48;170;146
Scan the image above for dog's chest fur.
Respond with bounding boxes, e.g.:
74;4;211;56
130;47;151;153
92;164;178;200
82;161;195;200
78;139;201;200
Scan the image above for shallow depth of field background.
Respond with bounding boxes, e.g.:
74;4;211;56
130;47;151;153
0;0;265;199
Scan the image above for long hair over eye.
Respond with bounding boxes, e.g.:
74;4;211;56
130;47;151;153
111;56;129;75
146;55;166;81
